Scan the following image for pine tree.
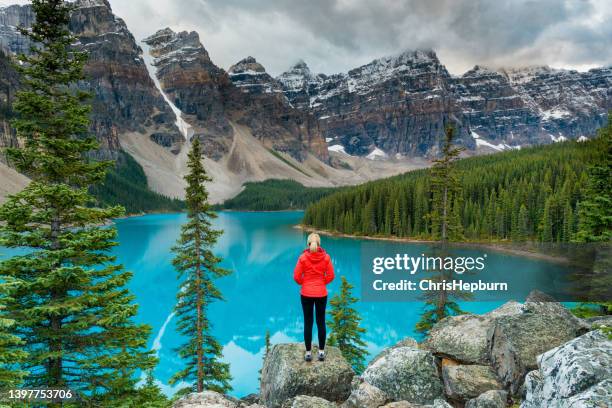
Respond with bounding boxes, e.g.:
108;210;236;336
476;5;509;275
123;371;170;408
518;204;529;241
264;330;271;358
574;116;612;243
0;0;155;402
428;126;465;241
415;248;472;336
393;199;401;236
170;138;232;394
327;277;368;374
540;198;554;242
0;303;27;389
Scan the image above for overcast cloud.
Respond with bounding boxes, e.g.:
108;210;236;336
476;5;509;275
2;0;611;76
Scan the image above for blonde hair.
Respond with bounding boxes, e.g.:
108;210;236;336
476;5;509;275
307;233;321;253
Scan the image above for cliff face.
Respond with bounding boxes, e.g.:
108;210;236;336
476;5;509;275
227;56;327;161
0;50;18;154
0;5;34;55
0;0;183;159
278;50;467;157
502;66;611;139
143;29;327;162
143;28;233;160
278;52;611;157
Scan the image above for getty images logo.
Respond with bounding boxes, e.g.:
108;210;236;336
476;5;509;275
371;253;488;275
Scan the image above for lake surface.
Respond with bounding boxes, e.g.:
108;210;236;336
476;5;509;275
0;211;574;397
113;211;572;397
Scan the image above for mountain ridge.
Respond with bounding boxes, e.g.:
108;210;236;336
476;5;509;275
0;0;609;205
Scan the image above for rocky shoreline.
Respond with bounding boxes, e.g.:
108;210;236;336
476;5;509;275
171;291;611;407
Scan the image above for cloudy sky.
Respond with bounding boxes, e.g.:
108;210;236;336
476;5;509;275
2;0;611;76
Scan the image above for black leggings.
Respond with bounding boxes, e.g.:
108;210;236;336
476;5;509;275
301;295;327;351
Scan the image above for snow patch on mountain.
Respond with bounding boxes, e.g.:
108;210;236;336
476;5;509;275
140;41;193;142
328;144;348;155
472;131;520;151
366;147;388;160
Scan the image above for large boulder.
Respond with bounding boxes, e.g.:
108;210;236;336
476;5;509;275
489;300;588;395
464;390;507;408
281;395;337;408
361;344;444;405
424;314;493;364
521;330;612;408
441;364;502;401
260;343;354;408
173;391;237;408
343;380;389;408
370;338;418;366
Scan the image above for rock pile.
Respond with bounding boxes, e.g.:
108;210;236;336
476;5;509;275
172;294;609;408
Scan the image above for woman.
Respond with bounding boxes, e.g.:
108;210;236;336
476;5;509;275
293;233;335;362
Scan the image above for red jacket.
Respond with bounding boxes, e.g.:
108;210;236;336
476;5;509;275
293;248;335;297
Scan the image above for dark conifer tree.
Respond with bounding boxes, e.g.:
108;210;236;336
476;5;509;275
327;277;368;374
574;116;611;243
0;0;155;402
170;138;232;394
0;303;26;389
428;126;465;241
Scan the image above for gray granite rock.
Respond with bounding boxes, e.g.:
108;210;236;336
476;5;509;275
260;343;354;408
441;364;502;401
362;345;444;405
465;390;508;408
281;395;337;408
172;391;237;408
521;330;612;408
342;380;389;408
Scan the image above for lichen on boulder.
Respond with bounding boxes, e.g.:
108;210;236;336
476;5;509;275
441;364;502;401
361;344;444;405
521;330;612;408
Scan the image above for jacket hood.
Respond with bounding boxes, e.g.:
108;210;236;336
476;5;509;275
302;247;327;262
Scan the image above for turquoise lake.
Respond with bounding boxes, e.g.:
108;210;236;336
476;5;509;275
0;211;575;397
112;211;572;397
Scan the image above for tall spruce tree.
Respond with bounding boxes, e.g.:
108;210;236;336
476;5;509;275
0;0;155;403
170;138;232;394
574;115;611;243
414;248;472;336
327;276;368;374
428;126;465;241
417;126;470;335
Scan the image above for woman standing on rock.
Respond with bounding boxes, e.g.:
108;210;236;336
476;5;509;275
293;233;335;362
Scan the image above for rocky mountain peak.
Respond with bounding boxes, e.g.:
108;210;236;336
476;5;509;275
72;0;112;9
345;48;448;94
228;56;266;75
463;65;501;77
228;56;283;95
276;59;319;91
499;65;556;84
143;28;210;63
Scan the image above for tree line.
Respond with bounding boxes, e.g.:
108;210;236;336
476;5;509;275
303;132;607;243
220;179;341;211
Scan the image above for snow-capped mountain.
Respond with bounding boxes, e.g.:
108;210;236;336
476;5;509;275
0;0;609;204
277;52;610;157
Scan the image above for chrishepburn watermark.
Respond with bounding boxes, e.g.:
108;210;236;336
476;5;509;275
372;279;508;293
359;242;611;302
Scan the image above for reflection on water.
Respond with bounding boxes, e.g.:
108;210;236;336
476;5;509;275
115;211;574;397
1;212;572;397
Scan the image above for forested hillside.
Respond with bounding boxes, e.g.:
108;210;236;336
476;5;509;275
90;151;184;214
303;133;607;242
221;179;341;211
